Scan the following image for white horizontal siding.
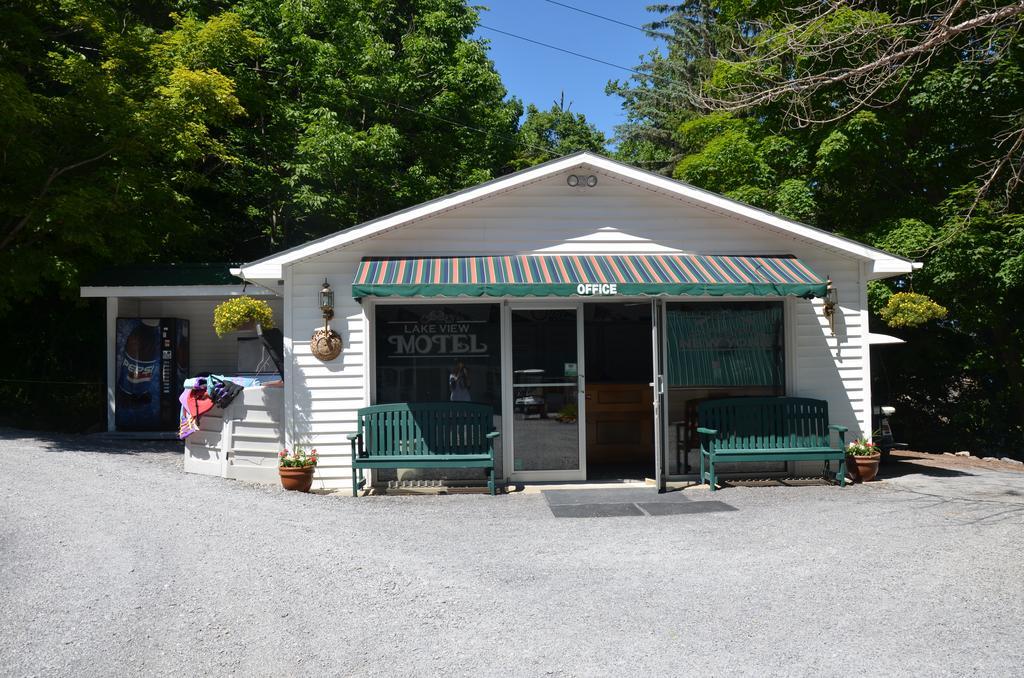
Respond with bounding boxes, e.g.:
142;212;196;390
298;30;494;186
286;168;873;488
287;250;367;489
790;258;870;439
184;385;286;484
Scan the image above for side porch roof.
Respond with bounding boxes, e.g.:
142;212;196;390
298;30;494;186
80;263;278;299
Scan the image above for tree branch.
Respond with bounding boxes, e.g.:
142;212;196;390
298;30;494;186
700;1;1024;115
0;148;114;252
977;124;1024;204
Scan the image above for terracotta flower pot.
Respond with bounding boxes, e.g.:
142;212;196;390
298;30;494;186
846;452;881;483
279;465;315;492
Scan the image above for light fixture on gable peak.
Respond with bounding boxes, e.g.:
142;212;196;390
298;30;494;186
566;174;598;187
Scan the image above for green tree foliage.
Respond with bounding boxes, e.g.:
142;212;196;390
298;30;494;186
0;0;521;309
0;0;246;312
200;0;522;252
512;96;607;170
0;0;523;429
615;2;1024;451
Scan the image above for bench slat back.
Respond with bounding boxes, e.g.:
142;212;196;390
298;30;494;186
697;397;832;450
356;402;495;457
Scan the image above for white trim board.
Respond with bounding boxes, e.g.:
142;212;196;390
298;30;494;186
80;285;280;299
234;152;920;281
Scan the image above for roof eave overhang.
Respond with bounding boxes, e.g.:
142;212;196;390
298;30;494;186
866;259;922;281
80;284;277;299
235;152;919;278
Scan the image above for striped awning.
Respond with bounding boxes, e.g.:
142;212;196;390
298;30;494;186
351;254;827;299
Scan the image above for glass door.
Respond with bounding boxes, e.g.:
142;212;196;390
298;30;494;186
509;306;584;480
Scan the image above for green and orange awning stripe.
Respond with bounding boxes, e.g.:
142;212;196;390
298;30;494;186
351;254;827;299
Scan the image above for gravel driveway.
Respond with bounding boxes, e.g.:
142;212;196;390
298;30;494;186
2;430;1023;677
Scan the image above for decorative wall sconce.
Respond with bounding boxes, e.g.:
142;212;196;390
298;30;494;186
822;278;838;336
310;279;343;361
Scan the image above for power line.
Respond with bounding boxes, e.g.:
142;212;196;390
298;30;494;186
352;90;679;165
247;62;646;159
349;90;566;159
237;59;671;164
235;62;566;159
477;23;678;87
540;0;672;40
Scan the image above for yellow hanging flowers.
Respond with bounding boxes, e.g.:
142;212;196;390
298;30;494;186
212;296;274;337
879;292;948;328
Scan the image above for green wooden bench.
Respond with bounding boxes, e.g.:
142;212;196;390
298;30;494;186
347;402;500;497
697;397;848;491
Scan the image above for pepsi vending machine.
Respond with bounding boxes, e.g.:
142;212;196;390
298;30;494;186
115;318;190;430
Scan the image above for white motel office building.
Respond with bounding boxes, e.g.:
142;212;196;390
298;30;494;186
89;152;919;491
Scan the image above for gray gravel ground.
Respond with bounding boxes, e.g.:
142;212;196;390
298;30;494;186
2;429;1024;678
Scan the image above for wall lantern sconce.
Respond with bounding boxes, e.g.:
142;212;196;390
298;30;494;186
319;279;335;321
822;278;838;336
310;278;343;361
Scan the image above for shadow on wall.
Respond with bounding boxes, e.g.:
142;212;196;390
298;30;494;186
801;298;862;440
258;384;286;438
289;307;347;491
289;368;315;450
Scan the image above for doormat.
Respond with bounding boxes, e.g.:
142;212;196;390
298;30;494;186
548;503;645;518
542;489;736;518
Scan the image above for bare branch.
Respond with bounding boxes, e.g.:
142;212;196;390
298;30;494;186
977;124;1024;203
698;0;1024;121
662;0;1024;209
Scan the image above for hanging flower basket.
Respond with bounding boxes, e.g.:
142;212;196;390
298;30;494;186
213;296;275;337
879;292;947;328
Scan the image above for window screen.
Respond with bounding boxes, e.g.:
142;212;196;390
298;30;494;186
665;302;784;388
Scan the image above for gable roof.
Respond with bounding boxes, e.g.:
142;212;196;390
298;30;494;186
233;152;918;282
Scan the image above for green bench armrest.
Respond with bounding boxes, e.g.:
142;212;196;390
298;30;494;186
828;424;848;446
696;427;718;436
486;431;501;439
346;433;360;441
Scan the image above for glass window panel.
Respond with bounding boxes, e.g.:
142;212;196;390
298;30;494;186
664;301;785;476
374;304;501;409
666;302;784;388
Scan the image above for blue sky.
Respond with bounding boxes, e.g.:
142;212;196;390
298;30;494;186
472;1;666;144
